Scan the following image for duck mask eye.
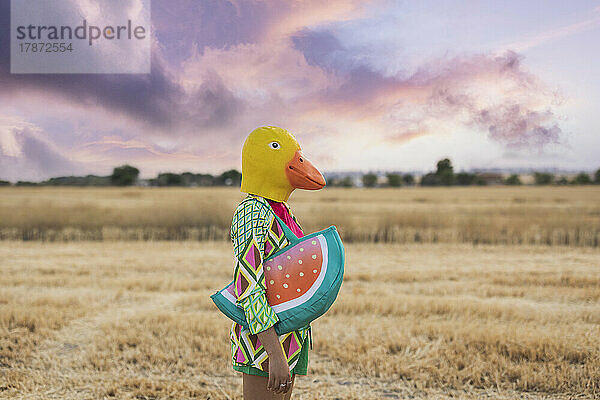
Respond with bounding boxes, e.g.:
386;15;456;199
268;141;281;150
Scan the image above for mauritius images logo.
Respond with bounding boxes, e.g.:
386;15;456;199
11;0;151;74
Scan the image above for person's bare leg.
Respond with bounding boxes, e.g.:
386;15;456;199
243;373;295;400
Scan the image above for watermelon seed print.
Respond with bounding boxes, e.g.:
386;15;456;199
261;234;326;309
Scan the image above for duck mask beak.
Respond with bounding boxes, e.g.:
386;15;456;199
285;150;326;190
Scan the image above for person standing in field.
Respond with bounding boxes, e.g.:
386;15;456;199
229;126;326;399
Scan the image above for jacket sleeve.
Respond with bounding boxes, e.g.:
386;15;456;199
231;200;279;335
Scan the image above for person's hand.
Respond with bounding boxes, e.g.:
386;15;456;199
256;326;292;394
267;353;292;394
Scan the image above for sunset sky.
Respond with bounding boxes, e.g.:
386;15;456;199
1;0;599;181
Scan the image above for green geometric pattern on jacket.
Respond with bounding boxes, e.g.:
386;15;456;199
229;194;309;372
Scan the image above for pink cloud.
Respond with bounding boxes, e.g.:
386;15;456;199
501;6;600;53
289;50;564;148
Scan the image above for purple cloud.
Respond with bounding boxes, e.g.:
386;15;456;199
292;29;564;148
0;0;244;132
152;0;273;63
0;124;81;182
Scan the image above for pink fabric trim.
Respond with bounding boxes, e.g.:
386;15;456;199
266;199;304;238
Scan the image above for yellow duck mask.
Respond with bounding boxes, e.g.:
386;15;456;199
241;126;326;202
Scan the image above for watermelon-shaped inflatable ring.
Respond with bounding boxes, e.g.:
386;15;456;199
211;215;344;335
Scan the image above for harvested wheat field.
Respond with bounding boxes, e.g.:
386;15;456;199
1;239;599;399
1;186;599;246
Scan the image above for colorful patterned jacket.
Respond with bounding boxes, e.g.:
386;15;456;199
229;194;310;372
